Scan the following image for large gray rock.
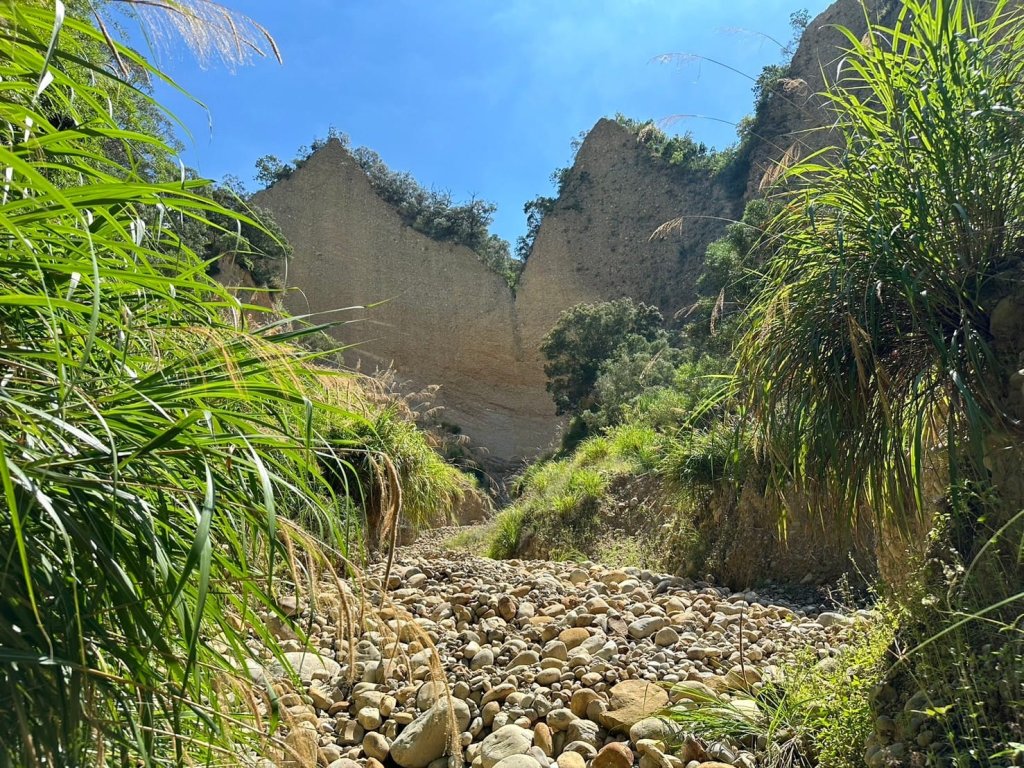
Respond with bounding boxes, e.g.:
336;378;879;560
390;697;471;768
627;616;669;640
271;651;342;684
480;725;534;768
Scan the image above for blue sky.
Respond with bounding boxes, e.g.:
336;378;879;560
149;1;830;245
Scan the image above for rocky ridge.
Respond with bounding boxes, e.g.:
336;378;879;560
253;540;871;768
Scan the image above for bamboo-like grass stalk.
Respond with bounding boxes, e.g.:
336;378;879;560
0;3;379;764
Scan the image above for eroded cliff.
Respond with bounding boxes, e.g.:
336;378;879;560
253;0;908;460
254;116;741;459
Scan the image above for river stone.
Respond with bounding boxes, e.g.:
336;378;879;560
308;685;332;711
546;707;577;731
493;757;542;768
480;725;534;768
653;627;679;647
416;681;444;710
471;648;495;669
498;595;519;622
557;753;586;768
363;732;390;762
629;717;678;744
357;706;383;730
533;723;553;756
566;718;601;748
593;743;633;768
570;688;600;718
562;741;598;761
628;617;668;640
601;680;670;733
535;668;561;686
559;627;590;649
272;651;342;684
281;723;318;768
542;640;568;661
389;697;471;768
319;744;343;765
509;650;540;668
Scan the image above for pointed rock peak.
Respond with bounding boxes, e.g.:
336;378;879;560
574;117;639;162
301;135;353;168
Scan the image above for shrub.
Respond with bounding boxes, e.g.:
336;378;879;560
737;1;1024;759
487;506;528;559
667;615;894;768
540;298;666;417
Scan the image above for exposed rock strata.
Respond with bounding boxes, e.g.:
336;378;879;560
253;0;1008;460
254;120;737;459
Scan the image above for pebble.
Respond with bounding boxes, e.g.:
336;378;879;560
248;531;858;768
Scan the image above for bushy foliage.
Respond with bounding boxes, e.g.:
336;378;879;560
487;421;671;562
737;1;1024;759
0;5;478;764
684;198;778;355
515;194;557;263
202;183;293;288
583;335;684;431
540;298;667;417
667;616;894;768
318;398;476;547
0;5;346;763
614;113;719;170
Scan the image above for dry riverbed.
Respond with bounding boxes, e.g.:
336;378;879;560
255;528;869;768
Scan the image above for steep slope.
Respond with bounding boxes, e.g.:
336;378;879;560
252;141;553;459
254;120;737;459
515;118;741;345
256;0;983;460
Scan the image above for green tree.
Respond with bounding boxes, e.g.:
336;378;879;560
585;335;683;430
540;298;666;417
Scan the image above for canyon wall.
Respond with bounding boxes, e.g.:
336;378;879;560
254;117;739;459
253;0;951;460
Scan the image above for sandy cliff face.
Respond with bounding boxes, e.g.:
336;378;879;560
255;0;970;459
515;118;741;345
253;141;552;459
254;119;737;459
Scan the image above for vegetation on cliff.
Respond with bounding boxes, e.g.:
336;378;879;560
257;131;524;287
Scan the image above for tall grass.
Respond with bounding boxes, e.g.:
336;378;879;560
737;0;1024;759
740;0;1024;530
0;4;362;764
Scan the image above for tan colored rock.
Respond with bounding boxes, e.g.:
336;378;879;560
498;595;519;622
593;743;634;768
558;628;590;650
534;723;554;757
556;752;587;768
601;681;670;733
570;689;600;718
280;723;318;768
363;732;390;762
389;697;471;768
